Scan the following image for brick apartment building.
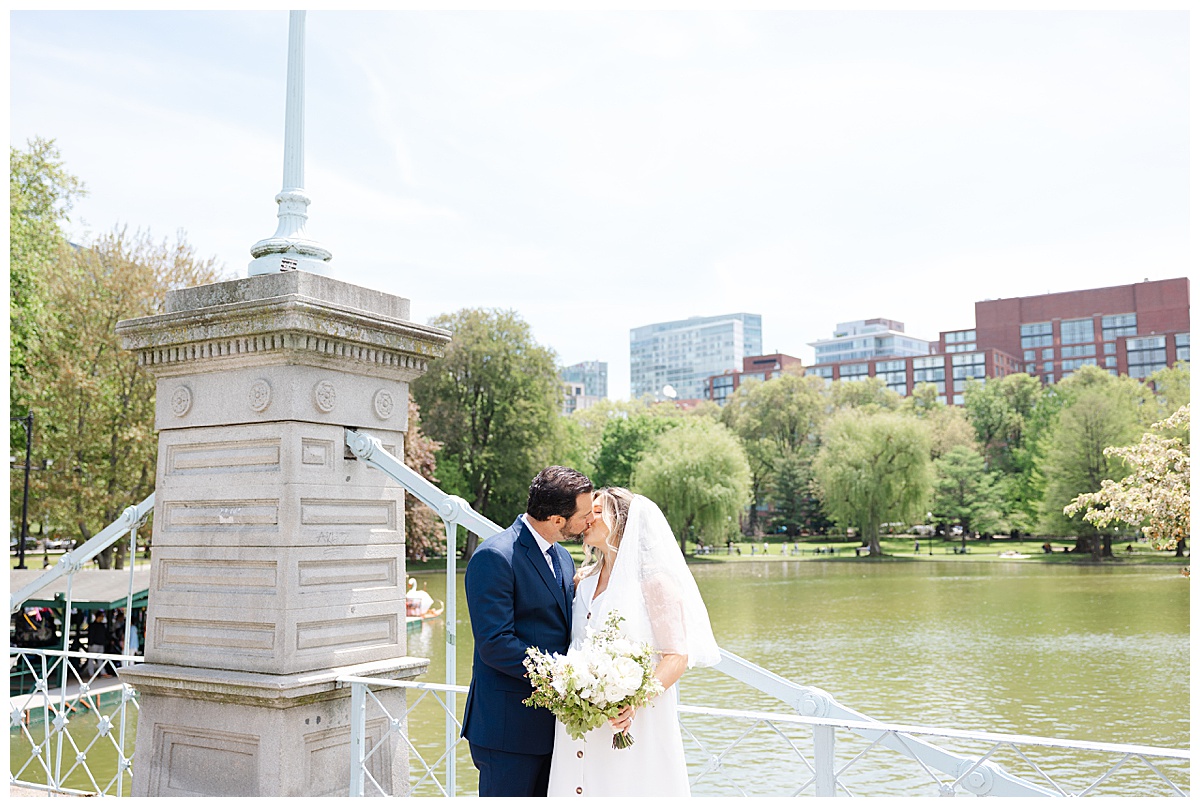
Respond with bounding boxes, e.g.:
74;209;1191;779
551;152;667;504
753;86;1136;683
802;277;1189;405
707;353;805;404
970;277;1189;383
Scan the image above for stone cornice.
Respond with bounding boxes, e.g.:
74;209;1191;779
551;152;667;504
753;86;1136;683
118;293;451;379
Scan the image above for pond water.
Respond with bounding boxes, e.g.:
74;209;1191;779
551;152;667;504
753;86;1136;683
405;559;1190;796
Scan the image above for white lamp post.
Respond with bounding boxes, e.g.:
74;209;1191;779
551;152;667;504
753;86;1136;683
248;10;332;276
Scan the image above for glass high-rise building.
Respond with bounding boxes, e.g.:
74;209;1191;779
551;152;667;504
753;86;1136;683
630;313;763;400
559;360;608;399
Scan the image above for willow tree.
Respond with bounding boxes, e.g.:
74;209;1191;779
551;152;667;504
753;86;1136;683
813;410;933;556
631;419;751;553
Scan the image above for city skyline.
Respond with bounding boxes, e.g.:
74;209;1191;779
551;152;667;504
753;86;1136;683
9;10;1189;399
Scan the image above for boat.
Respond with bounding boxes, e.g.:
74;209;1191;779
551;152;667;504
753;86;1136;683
405;578;444;629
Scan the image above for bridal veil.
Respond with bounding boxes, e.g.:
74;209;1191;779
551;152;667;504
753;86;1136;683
598;494;720;668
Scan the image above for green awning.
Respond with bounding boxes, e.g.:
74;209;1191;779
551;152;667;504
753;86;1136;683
10;568;151;611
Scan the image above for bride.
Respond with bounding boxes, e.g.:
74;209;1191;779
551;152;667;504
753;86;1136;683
546;487;720;797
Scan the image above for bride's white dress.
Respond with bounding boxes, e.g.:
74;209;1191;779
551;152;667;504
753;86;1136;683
546;572;690;797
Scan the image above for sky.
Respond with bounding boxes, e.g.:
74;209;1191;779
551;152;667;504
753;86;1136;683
8;7;1192;400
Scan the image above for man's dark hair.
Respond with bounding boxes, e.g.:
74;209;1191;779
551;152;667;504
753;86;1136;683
527;466;593;521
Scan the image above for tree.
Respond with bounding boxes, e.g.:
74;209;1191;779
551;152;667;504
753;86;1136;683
1038;366;1148;558
964;374;1058;535
768;451;830;536
902;389;977;461
930;445;1005;537
631;419;751;553
19;228;225;567
1064;404;1189;556
1147;363;1190;421
403;397;444;562
830;377;903;412
592;411;680;489
813;410;933;556
10;138;85;386
410;308;562;559
720;372;827;535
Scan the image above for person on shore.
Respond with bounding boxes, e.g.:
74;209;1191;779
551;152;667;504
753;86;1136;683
87;612;111;677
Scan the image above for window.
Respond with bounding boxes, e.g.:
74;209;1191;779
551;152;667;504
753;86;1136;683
945;330;976;343
1024;350;1036;361
811;366;833;379
1043;374;1054;384
1062;344;1096;358
1102;313;1137;340
913;356;943;370
1103;342;1116;355
1104;356;1116;368
1021;322;1053;349
1042;348;1054;360
839;363;869;382
1060;318;1094;345
1175;333;1190;363
1127;335;1167;378
1062;358;1097;372
1025;363;1037;374
1043;361;1054;373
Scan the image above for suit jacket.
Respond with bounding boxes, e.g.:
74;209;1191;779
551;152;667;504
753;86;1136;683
461;515;575;755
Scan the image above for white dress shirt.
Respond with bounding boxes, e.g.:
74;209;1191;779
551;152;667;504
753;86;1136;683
521;514;558;578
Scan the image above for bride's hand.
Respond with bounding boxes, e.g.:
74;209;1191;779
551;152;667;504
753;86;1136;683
608;704;635;731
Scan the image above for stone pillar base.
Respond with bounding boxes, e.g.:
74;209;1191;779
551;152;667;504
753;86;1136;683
119;656;428;797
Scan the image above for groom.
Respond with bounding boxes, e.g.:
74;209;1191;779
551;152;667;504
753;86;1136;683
462;465;594;797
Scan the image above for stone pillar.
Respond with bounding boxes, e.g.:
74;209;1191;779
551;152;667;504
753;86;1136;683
116;272;450;796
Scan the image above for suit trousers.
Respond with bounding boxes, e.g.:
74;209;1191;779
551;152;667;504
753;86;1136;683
470;743;552;797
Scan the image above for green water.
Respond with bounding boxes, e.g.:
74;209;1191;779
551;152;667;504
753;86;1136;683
13;560;1189;796
406;560;1190;796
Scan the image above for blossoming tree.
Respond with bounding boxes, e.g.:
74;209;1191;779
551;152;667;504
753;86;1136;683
1064;404;1190;555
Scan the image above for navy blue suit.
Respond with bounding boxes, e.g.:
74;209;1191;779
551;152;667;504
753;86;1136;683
462;516;575;797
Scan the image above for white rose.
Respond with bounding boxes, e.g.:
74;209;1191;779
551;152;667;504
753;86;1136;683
609;637;635;657
608;657;644;700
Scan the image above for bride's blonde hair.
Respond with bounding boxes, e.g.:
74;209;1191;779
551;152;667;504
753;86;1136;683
580;487;634;579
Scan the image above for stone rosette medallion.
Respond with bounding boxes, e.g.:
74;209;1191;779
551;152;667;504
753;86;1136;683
248;380;272;413
373;389;395;420
170;386;193;418
313;379;337;413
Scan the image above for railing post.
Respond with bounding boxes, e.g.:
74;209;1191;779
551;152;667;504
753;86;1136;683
444;518;458;797
349;682;366;797
814;724;837;797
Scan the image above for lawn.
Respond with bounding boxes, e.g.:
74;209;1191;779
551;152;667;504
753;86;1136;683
402;533;1188;573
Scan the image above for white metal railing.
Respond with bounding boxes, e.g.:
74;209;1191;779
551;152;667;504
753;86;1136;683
9;647;143;796
338;675;1190;798
9;495;150;796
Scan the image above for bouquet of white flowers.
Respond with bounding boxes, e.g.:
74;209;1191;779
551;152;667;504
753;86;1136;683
523;610;663;749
